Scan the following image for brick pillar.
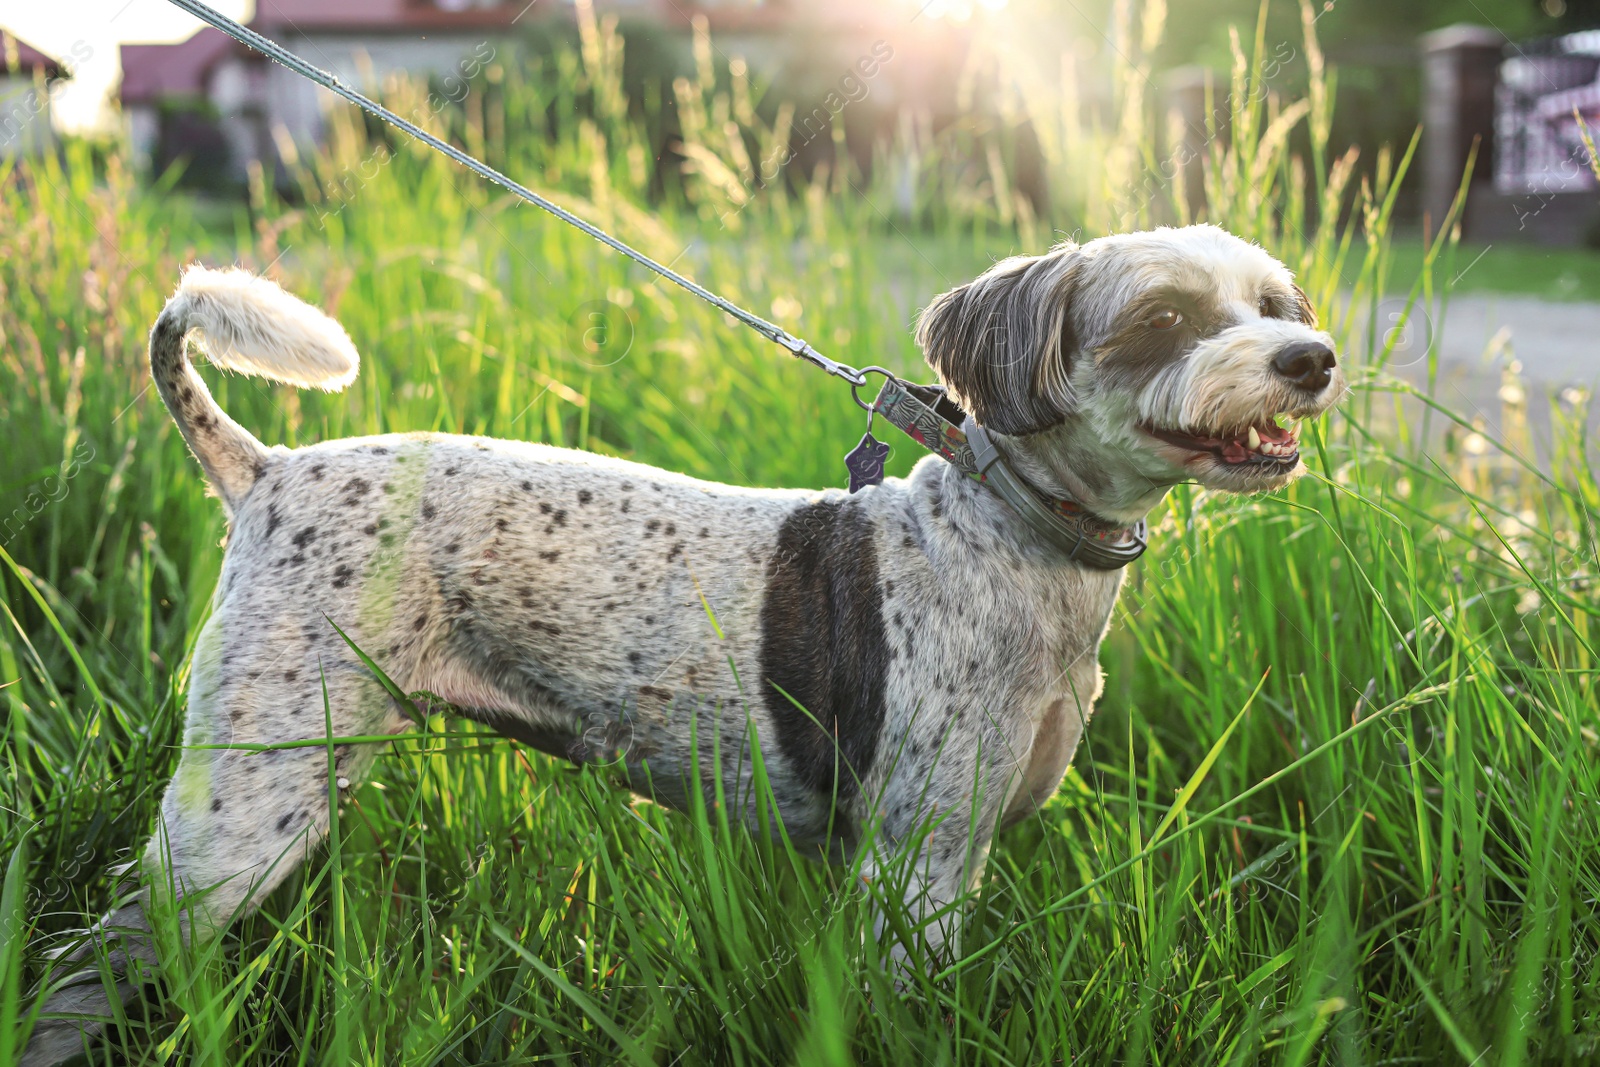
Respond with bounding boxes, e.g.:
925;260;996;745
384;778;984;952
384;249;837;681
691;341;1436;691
1419;25;1505;238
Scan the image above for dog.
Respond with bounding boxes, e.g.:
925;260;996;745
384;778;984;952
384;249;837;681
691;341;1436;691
24;223;1342;1063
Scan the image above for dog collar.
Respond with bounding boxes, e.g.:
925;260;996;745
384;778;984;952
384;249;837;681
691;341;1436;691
865;377;1147;570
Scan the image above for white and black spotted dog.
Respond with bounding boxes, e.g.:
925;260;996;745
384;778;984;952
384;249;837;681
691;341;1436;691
26;223;1342;1063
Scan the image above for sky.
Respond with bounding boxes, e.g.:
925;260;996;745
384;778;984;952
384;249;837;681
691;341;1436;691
1;0;251;133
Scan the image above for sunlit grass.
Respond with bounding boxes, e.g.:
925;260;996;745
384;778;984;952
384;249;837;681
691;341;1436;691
2;2;1598;1063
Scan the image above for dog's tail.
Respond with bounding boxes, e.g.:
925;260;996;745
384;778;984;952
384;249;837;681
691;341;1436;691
150;266;360;510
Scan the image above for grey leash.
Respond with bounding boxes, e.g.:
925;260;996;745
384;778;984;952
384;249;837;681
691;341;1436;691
164;0;868;389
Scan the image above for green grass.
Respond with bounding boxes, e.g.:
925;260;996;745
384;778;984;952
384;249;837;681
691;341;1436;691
3;4;1599;1064
1373;239;1600;303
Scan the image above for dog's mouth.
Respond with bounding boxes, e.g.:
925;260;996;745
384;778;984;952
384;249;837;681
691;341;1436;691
1141;416;1300;468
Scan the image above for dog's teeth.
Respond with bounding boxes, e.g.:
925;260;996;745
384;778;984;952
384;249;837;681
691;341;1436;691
1247;426;1261;450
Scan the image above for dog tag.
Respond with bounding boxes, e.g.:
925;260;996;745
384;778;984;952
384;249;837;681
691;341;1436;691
845;432;890;493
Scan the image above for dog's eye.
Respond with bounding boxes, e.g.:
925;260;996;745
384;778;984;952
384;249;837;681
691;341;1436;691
1258;294;1275;317
1149;308;1183;330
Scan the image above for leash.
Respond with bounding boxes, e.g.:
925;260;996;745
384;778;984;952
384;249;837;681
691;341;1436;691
163;0;864;389
164;0;1145;570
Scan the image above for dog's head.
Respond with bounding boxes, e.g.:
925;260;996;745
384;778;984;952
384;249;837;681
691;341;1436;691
916;224;1345;520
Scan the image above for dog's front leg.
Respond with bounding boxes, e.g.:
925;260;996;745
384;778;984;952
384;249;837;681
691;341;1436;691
862;722;1024;968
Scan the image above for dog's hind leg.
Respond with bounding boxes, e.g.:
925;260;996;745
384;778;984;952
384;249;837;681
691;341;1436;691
23;602;407;1065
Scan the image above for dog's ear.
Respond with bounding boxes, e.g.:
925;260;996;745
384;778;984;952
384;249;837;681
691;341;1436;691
1292;283;1319;328
915;245;1082;435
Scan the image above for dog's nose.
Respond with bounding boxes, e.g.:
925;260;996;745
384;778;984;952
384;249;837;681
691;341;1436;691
1271;341;1336;392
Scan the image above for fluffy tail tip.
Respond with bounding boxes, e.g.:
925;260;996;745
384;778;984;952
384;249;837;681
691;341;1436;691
174;265;360;391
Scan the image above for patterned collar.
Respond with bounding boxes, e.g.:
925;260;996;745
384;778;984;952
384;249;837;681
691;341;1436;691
866;378;1148;570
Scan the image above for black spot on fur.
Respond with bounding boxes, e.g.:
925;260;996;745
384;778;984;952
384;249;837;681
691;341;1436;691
539;549;561;562
212;798;223;812
664;523;676;537
530;620;564;636
421;502;436;520
539;502;553;515
640;685;673;701
292;526;317;550
628;651;643;668
344;478;370;498
285;669;299;683
496;518;510;532
645;519;661;535
620;499;631;514
445;466;459;476
521;480;533;491
446;542;460;554
265;505;282;539
699;527;709;538
276;812;297;832
371;446;389;455
759;499;888;802
578;489;593;505
644;615;655;625
332;564;353;588
309;465;325;481
666;542;684;562
414;613;428;631
363;522;378;536
621;482;634;492
552;509;567;527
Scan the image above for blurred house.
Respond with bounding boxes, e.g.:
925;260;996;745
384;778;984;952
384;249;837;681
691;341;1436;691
121;0;529;183
119;0;968;186
0;31;69;159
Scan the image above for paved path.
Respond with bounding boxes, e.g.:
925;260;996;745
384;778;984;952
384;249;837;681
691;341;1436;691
1359;293;1600;463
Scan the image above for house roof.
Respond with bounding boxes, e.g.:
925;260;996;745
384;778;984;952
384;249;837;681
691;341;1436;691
0;30;68;79
120;1;532;106
120;26;235;104
246;0;524;34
